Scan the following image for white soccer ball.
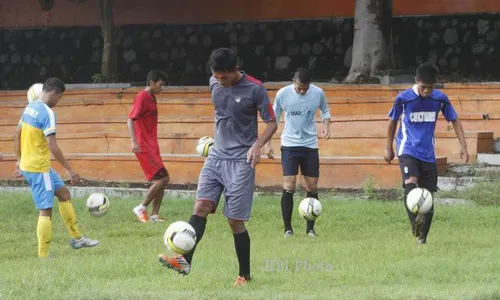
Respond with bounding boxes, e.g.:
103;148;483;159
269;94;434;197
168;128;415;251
196;136;214;157
164;221;197;255
86;193;110;217
406;187;433;215
27;83;43;103
298;197;322;221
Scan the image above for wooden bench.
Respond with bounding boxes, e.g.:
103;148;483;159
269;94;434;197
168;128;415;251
0;154;448;189
0;130;490;163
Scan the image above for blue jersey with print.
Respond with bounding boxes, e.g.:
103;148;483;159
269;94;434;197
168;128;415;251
388;85;458;162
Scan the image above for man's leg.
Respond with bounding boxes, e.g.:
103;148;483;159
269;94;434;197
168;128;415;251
52;169;99;249
223;160;255;286
133;152;168;223
150;168;170;222
280;147;300;237
159;157;222;275
399;155;422;239
416;161;438;244
301;148;320;236
22;171;54;258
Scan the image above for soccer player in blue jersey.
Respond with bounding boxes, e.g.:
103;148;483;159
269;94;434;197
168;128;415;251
264;68;331;238
159;48;278;286
13;78;99;258
384;64;469;244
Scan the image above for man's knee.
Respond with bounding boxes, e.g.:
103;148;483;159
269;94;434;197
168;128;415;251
55;187;71;202
194;200;213;218
303;176;318;192
404;177;418;196
283;176;296;192
228;218;246;234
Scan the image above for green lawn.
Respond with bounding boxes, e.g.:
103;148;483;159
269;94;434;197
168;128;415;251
1;191;500;300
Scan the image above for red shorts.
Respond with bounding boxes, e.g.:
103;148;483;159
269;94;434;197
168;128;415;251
135;151;168;182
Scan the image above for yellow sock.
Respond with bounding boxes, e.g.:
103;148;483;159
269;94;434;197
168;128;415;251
58;201;82;239
37;216;52;258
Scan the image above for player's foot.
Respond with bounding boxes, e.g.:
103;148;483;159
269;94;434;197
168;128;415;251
284;230;293;238
150;215;165;223
234;275;250;287
133;206;149;223
71;236;99;249
307;230;317;237
159;254;191;276
416;237;426;245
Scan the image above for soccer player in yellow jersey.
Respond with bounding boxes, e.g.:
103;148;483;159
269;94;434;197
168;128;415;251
13;77;99;258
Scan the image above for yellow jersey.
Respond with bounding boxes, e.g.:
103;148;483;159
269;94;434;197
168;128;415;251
18;100;56;173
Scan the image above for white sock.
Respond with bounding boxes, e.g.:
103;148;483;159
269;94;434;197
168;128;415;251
136;204;146;211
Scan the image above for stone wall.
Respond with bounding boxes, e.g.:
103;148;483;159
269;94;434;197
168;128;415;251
1;13;499;89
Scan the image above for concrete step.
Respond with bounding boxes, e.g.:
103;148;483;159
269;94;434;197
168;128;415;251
477;153;500;165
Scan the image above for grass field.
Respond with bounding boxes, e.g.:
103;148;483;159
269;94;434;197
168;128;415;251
2;191;500;300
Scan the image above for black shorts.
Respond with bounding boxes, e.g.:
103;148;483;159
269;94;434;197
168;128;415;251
281;146;319;177
398;154;438;192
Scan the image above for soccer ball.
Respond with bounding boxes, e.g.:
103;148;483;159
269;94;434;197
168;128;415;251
298;197;322;221
86;193;110;217
164;221;197;255
406;187;433;215
196;136;214;157
27;83;43;103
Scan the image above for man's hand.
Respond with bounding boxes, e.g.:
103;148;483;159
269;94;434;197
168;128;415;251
460;146;469;164
131;143;140;153
384;147;395;164
262;143;274;159
321;125;331;140
67;169;81;184
13;160;22;178
247;141;262;168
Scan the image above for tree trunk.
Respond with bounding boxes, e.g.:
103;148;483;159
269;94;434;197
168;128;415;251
97;0;118;82
344;0;395;83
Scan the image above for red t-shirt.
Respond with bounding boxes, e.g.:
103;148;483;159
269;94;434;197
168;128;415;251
128;90;159;153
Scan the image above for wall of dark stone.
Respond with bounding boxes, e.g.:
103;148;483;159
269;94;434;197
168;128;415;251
1;13;499;89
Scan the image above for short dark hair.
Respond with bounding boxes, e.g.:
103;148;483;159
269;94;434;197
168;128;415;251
294;68;311;84
208;48;238;72
146;69;168;85
42;77;65;94
416;64;439;84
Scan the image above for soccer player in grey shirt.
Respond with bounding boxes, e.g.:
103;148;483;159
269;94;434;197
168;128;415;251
264;68;331;238
159;48;278;286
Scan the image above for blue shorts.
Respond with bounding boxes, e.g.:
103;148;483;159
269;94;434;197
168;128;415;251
21;168;65;210
281;146;320;177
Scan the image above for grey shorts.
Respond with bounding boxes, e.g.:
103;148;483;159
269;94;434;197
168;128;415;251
196;156;255;221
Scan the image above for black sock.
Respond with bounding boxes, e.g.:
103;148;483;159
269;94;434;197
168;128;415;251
306;191;318;232
183;214;207;265
420;203;434;242
404;183;418;235
281;190;294;232
234;230;251;280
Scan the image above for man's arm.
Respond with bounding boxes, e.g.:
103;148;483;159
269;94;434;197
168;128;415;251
263;90;283;150
248;86;278;167
14;125;21;161
384;97;403;164
319;90;331;139
451;117;469;163
47;134;80;183
442;97;469;163
13;125;22;177
127;118;140;153
128;92;145;153
385;120;398;163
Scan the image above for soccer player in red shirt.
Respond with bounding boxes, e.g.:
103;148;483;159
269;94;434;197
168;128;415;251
127;70;169;223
